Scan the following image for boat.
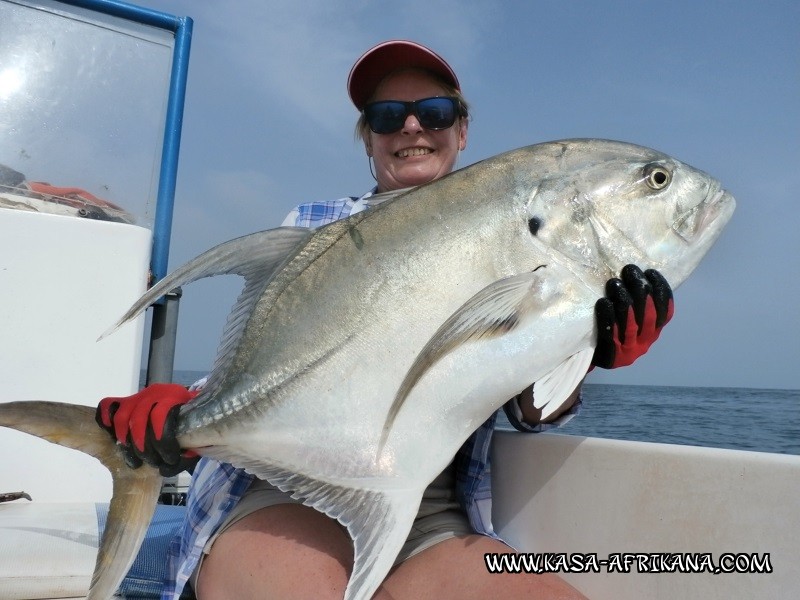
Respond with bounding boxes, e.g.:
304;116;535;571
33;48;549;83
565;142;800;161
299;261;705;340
1;1;797;599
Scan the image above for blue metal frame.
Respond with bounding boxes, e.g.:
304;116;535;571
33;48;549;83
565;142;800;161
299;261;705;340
57;0;193;284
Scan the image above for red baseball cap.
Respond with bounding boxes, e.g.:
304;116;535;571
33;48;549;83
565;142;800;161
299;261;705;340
347;40;460;110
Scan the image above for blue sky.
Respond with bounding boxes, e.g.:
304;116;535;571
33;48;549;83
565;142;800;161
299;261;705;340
133;0;799;390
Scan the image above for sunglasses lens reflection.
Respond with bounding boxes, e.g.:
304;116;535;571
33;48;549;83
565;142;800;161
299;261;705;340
365;97;458;134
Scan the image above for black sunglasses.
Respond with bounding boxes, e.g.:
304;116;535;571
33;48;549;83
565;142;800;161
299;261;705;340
363;96;462;134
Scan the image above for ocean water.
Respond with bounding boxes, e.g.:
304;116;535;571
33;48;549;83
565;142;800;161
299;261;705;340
523;383;799;456
167;370;799;456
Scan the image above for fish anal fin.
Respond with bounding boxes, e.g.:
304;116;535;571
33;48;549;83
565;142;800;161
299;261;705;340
340;487;420;600
380;267;551;452
201;448;422;600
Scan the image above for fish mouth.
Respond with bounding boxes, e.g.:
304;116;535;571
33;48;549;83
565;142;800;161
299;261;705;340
672;187;734;244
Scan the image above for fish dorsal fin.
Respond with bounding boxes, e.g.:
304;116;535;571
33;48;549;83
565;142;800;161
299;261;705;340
195;228;320;404
199;447;422;600
361;186;414;209
532;347;594;420
380;267;549;451
99;227;313;341
99;227;313;422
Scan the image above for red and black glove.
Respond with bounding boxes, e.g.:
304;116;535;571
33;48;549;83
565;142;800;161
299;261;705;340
96;383;199;477
591;265;674;369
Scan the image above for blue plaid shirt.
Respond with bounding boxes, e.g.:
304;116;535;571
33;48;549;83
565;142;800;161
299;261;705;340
161;191;581;599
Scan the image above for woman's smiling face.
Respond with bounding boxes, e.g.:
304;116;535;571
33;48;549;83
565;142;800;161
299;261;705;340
366;69;467;192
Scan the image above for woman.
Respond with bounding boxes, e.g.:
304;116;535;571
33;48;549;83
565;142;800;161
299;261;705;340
100;40;672;599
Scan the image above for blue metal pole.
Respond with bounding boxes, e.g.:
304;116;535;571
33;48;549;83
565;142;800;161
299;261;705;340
151;15;192;283
56;0;183;31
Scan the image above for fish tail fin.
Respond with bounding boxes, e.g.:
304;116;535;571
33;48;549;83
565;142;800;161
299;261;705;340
0;401;163;599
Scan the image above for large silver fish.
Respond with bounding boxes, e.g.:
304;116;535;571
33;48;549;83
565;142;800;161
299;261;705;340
0;139;735;599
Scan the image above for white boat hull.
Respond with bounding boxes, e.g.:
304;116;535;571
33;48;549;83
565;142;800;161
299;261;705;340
0;503;102;600
493;432;799;599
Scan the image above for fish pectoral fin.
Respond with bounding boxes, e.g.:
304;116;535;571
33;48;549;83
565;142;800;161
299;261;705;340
99;227;312;340
532;347;594;420
380;267;551;451
205;449;422;600
0;401;163;600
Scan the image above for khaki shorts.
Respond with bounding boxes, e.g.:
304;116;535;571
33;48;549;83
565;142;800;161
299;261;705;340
190;463;472;592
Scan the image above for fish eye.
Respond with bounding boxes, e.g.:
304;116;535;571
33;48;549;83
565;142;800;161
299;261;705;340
644;164;672;190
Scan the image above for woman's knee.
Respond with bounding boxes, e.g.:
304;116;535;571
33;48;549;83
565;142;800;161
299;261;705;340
196;504;353;600
381;535;587;600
